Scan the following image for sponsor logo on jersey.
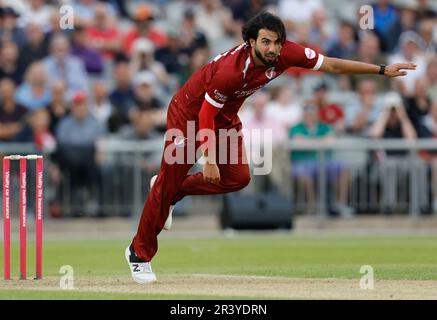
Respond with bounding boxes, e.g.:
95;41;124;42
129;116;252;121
265;67;276;80
305;48;316;60
214;89;228;102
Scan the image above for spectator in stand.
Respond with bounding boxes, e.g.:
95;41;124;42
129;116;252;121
404;78;433;138
285;22;323;80
313;82;345;133
386;1;418;53
416;0;437;19
118;71;166;138
0;78;27;141
0;41;26;84
345;79;384;137
72;0;116;28
108;58;135;133
426;57;437;103
194;0;237;55
350;32;390;92
56;90;105;217
43;34;89;99
15;62;51;111
179;9;209;55
0;6;27;47
18;0;53;30
388;31;427;97
71;24;104;77
18;21;49;68
129;38;172;96
290;103;354;217
155;28;185;76
278;0;323;34
47;80;69;135
16;108;56;152
326;20;357;60
418;18;436;56
86;2;121;61
371;0;400;52
240;90;284;144
89;80;113;131
178;46;210;87
369;92;418;213
265;85;302;143
123;4;167;55
309;7;331;52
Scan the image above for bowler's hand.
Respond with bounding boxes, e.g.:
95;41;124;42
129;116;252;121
385;63;417;77
203;162;221;184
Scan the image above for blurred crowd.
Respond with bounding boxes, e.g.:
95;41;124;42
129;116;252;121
0;0;436;217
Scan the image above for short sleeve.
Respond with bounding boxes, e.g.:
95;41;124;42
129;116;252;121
280;41;324;71
205;70;234;109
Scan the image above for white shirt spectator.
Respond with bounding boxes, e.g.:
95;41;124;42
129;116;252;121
278;0;323;24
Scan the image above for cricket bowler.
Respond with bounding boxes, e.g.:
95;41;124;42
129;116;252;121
125;11;416;283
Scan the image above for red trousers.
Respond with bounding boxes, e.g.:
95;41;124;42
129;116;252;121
132;100;250;261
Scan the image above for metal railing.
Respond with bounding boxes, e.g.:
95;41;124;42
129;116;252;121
284;138;437;218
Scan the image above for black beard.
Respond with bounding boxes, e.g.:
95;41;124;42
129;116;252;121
254;47;276;67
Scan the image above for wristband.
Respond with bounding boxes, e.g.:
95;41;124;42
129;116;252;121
379;64;386;75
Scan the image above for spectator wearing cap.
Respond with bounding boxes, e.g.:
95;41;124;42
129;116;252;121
18;21;49;68
123;4;167;55
0;41;26;85
345;79;384;137
0;6;27;47
55;90;106;217
15;62;51;111
388;31;427;97
43;34;89;99
71;25;104;77
85;2;122;60
155;28;187;76
313;82;345;133
179;9;209;55
129;38;172;96
0;78;28;141
118;71;166;139
290;103;354;218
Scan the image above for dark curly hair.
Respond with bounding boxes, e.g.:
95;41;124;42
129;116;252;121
242;11;286;47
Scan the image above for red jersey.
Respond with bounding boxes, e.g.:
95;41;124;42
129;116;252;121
318;104;344;125
173;41;324;130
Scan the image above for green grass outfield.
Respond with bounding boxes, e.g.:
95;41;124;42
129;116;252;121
1;234;437;299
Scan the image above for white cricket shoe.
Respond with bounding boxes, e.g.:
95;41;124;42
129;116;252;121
149;175;173;230
125;245;156;284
